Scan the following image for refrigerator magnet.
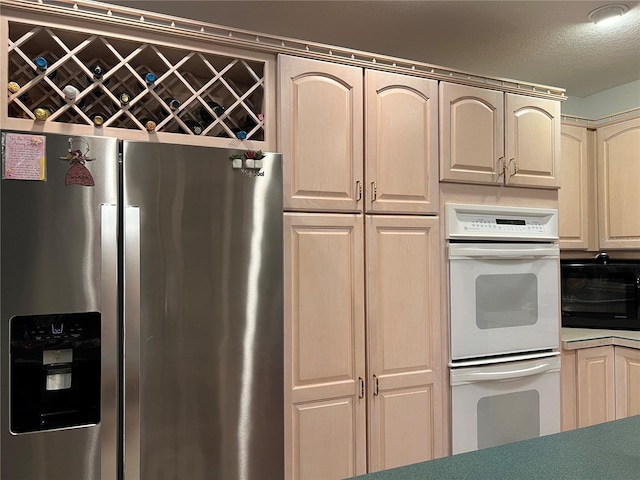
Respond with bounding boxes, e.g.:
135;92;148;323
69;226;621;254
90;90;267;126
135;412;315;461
1;132;47;181
60;137;95;187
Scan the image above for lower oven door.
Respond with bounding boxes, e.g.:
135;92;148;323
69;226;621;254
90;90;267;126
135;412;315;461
449;242;560;360
450;355;561;455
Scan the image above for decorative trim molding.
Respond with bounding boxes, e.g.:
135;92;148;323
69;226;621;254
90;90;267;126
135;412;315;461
561;107;640;128
1;0;568;100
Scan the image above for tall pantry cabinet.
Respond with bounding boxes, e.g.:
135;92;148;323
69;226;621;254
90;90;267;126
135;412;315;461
279;55;443;479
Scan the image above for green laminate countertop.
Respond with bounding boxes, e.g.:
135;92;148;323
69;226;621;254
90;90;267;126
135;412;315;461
350;415;640;480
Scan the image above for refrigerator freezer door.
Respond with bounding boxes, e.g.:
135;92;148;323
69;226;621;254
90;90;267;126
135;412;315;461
122;142;284;480
0;131;119;480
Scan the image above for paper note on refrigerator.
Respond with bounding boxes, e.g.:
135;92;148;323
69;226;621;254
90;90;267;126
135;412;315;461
2;133;47;181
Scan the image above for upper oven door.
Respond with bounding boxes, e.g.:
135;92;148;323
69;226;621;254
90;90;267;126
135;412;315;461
449;243;560;360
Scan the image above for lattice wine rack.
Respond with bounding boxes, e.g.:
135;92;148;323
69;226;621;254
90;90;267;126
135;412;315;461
7;21;266;141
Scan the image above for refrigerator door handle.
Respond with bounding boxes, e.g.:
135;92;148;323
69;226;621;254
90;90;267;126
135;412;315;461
124;206;141;479
101;204;119;480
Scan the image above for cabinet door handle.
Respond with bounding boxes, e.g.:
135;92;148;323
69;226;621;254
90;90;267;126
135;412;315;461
497;157;506;178
373;375;379;396
358;377;365;399
371;181;377;202
509;157;518;177
356;181;362;201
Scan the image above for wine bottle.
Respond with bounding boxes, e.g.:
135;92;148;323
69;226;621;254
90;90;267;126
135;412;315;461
139;118;157;132
243;115;258;132
89;64;110;94
156;97;181;119
231;128;248;140
199;101;225;125
8;82;29;119
33;56;57;81
183;120;203;135
7;82;30;108
62;85;80;101
118;92;132;107
34;56;48;72
91;64;106;81
33;105;55;121
92;111;111;127
62;84;86;109
144;72;157;88
8;81;20;94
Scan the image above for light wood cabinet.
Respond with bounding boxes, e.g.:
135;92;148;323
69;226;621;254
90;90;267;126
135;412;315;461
279;57;364;212
366;215;442;471
615;347;640;419
558;125;594;250
597;118;640;249
364;70;438;214
439;82;560;189
284;213;366;480
560;349;578;431
3;12;275;148
279;55;438;214
561;345;640;431
577;346;616;427
284;213;444;478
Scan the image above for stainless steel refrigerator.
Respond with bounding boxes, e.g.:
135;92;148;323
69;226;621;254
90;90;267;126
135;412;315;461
0;130;284;480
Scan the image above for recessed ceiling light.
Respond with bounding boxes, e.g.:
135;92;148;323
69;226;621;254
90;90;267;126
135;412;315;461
588;4;629;26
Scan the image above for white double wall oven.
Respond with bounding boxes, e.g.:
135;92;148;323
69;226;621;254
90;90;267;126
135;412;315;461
446;204;561;455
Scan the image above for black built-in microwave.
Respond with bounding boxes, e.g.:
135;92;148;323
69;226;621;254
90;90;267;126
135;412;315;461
561;255;640;331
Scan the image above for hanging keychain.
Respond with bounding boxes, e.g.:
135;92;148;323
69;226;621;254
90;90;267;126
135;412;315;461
60;137;95;186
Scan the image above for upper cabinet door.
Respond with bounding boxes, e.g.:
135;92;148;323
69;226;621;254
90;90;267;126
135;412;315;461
439;82;504;185
505;94;561;189
597;118;640;249
279;55;364;212
365;71;438;214
559;125;592;250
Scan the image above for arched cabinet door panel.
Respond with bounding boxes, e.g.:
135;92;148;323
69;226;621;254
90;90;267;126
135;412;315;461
365;70;438;214
279;55;363;212
439;82;504;186
597;118;640;249
505;93;561;189
559;125;591;250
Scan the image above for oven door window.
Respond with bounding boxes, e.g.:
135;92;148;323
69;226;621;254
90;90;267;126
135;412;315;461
476;273;538;329
477;390;540;449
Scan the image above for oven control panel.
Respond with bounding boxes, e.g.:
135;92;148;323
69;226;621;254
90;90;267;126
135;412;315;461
446;204;558;241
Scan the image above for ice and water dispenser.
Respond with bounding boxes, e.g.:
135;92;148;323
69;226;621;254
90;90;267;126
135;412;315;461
10;312;101;433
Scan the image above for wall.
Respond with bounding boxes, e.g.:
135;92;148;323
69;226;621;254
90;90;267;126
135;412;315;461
562;80;640;118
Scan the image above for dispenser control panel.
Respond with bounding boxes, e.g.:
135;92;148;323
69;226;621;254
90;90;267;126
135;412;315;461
10;312;101;433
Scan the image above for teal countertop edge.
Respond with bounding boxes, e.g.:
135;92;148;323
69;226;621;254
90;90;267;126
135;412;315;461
349;415;640;480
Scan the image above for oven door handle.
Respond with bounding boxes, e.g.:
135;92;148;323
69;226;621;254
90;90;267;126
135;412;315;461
449;246;559;259
451;359;560;384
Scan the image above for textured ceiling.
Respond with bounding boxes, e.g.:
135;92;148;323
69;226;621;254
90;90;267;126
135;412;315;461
107;1;640;98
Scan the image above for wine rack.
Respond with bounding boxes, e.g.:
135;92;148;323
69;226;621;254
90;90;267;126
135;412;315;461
6;21;267;142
